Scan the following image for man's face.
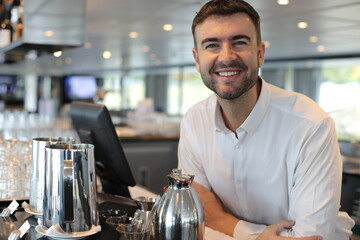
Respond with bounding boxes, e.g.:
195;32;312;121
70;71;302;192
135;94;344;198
192;13;265;100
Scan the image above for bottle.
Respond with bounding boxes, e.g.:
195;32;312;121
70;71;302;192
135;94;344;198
15;14;22;39
0;9;13;47
10;0;22;41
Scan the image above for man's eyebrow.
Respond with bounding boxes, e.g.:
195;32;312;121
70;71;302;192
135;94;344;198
231;35;251;41
201;38;219;46
200;35;252;46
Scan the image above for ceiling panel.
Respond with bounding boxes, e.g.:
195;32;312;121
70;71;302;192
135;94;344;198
1;0;360;75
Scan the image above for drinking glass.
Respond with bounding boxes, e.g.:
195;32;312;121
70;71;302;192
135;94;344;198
116;224;151;240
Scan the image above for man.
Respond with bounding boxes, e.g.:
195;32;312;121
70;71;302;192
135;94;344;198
178;0;355;239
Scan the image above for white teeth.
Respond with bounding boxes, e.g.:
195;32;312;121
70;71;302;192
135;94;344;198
218;71;239;76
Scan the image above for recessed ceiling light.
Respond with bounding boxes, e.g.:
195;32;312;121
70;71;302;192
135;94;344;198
150;53;157;60
84;42;92;49
309;36;318;43
103;51;111;59
129;32;138;38
53;51;62;57
306;61;314;68
44;30;54;37
264;41;271;48
154;59;161;66
55;59;63;66
65;57;72;65
142;45;150;52
277;0;289;5
297;22;308;29
317;45;325;52
163;24;173;31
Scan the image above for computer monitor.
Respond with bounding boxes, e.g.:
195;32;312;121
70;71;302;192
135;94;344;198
70;101;136;193
63;76;98;103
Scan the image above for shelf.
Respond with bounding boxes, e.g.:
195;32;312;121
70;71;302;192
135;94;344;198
0;38;80;64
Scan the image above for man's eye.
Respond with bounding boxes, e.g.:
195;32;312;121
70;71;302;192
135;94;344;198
234;41;247;45
205;43;218;49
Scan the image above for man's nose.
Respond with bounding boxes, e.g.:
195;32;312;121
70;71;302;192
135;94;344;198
218;44;236;62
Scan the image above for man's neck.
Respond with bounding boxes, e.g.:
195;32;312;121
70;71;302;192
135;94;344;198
217;80;262;133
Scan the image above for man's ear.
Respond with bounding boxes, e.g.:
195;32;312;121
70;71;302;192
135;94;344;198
258;42;266;67
192;48;201;72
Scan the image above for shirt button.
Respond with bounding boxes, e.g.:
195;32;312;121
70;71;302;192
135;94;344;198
235;145;240;149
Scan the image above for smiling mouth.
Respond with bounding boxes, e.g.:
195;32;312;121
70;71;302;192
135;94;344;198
217;71;240;77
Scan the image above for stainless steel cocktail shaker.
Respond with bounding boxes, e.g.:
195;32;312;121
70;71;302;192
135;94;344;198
42;143;98;232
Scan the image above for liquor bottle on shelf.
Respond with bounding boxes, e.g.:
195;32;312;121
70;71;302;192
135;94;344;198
15;14;22;39
10;0;22;41
0;9;13;48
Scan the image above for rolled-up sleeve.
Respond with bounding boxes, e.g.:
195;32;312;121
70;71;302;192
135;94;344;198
286;117;343;239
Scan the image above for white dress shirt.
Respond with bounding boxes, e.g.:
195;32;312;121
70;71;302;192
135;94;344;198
178;78;354;239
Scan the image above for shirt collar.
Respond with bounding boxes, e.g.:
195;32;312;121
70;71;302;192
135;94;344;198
214;100;231;133
213;77;271;135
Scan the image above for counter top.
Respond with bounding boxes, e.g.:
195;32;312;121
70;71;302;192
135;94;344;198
129;186;236;240
0;186;236;240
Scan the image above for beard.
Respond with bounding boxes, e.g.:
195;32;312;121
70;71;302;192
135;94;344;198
200;60;259;100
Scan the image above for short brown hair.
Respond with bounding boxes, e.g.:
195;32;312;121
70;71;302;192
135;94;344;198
192;0;262;46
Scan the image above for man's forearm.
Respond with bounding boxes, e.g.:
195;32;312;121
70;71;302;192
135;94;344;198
193;183;324;240
193;182;239;236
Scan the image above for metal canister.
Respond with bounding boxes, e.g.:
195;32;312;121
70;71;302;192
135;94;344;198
154;169;204;240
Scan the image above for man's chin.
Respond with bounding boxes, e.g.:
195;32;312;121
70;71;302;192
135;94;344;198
215;91;242;100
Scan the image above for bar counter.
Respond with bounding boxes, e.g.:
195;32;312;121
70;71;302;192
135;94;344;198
0;186;236;240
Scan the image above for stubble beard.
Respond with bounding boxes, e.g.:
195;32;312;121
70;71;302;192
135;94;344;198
200;61;259;100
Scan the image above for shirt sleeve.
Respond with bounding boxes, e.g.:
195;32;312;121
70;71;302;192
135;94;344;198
286;117;345;239
233;118;354;240
177;112;211;190
233;221;267;240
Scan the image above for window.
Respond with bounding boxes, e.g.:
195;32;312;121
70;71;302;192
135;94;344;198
180;66;212;114
261;58;360;141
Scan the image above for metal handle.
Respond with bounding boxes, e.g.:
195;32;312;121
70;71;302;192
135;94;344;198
63;159;74;223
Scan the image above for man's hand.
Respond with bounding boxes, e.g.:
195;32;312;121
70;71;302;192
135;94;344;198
256;220;323;240
193;182;239;236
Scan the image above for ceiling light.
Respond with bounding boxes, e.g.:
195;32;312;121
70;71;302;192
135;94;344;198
142;45;150;52
277;0;289;5
129;32;138;38
154;59;161;66
317;45;325;52
163;24;173;31
297;22;308;29
306;61;314;68
264;41;271;48
53;51;62;57
103;51;112;59
84;42;92;49
55;59;63;66
150;53;157;60
44;30;54;37
309;36;318;43
65;57;72;64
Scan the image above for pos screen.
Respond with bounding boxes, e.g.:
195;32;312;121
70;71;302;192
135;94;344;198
70;101;136;188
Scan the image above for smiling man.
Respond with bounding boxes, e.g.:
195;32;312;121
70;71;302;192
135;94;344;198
178;0;355;239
